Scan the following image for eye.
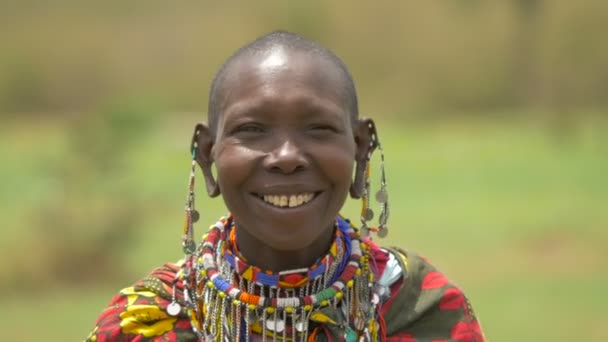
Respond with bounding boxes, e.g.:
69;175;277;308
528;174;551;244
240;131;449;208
232;123;266;135
308;123;338;133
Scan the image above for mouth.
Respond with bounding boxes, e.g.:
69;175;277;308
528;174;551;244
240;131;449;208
253;192;318;209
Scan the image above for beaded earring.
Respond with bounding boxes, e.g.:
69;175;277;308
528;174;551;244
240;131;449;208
167;133;201;317
182;134;200;254
359;121;389;238
375;142;389;238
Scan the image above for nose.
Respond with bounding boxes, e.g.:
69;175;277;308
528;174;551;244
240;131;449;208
263;138;308;174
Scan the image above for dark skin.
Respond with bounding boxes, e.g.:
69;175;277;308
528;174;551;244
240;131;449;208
193;48;375;272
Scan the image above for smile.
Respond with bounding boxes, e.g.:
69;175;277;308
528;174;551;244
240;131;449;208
259;193;315;208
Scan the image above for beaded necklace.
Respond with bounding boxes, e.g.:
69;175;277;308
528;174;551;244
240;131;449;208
176;216;379;342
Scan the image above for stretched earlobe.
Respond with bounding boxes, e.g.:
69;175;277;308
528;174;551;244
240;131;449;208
191;123;221;198
350;161;367;199
349;118;390;238
350;118;378;199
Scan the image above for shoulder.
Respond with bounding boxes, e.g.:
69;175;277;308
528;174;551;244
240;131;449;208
372;246;486;342
85;262;197;342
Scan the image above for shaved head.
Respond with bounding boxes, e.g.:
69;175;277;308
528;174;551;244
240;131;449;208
207;30;358;136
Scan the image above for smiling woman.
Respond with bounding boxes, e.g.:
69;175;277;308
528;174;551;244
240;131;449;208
86;31;485;342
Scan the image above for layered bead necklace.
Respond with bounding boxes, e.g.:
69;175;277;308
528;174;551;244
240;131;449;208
176;216;380;341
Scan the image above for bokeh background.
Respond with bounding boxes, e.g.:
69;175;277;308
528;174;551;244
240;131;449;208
1;1;607;341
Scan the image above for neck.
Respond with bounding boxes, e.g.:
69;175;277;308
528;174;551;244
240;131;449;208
234;221;335;272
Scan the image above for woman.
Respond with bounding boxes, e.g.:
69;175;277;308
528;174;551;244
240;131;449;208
86;31;485;342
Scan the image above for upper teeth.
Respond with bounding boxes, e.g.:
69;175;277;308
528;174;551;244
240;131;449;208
262;193;315;208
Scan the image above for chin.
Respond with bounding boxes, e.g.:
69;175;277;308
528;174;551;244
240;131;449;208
261;221;328;251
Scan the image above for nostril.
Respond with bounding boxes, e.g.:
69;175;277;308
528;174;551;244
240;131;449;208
263;139;309;174
265;156;308;174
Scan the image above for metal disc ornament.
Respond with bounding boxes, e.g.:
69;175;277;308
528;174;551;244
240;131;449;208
360;225;371;237
377;226;388;238
363;208;374;221
191;210;200;223
375;189;388;203
167;302;182;316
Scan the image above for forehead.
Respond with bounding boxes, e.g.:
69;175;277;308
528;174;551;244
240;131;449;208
217;49;351;122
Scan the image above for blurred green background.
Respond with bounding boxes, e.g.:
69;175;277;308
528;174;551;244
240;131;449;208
1;1;607;341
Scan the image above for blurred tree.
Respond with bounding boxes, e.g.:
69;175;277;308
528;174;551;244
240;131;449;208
12;101;161;290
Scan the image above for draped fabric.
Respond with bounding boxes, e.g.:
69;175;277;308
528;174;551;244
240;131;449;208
86;245;485;342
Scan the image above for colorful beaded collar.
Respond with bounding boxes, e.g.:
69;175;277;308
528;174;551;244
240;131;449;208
201;216;360;310
223;220;347;289
179;216;378;341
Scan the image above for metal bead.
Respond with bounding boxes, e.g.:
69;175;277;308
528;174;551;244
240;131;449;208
360;225;370;237
375;189;388;203
363;208;374;221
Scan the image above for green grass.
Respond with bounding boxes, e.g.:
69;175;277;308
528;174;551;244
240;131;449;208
0;114;607;341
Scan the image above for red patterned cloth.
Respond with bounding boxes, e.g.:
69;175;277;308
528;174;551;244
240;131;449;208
86;244;485;341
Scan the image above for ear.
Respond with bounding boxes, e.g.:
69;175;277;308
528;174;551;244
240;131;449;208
191;123;220;197
350;118;378;199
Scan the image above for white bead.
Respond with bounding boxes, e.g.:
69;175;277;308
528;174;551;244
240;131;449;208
167;302;181;316
265;318;285;332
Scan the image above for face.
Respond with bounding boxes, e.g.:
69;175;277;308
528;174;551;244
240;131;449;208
203;48;362;251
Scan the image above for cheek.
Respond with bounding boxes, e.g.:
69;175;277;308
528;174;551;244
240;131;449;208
215;145;261;191
317;144;356;189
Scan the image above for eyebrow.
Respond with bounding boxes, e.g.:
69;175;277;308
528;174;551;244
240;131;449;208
223;96;347;122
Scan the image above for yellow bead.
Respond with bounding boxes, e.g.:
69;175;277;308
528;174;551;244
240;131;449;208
356;269;362;276
207;281;214;288
219;292;226;298
304;305;312;311
233;300;240;305
335;292;343;300
321;300;329;306
248;304;256;310
266;307;275;314
286;307;293;313
347;280;354;288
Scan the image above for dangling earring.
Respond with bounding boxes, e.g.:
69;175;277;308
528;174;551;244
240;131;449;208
182;133;200;255
359;121;376;237
359;161;373;237
168;135;201;317
359;121;390;238
375;142;389;238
